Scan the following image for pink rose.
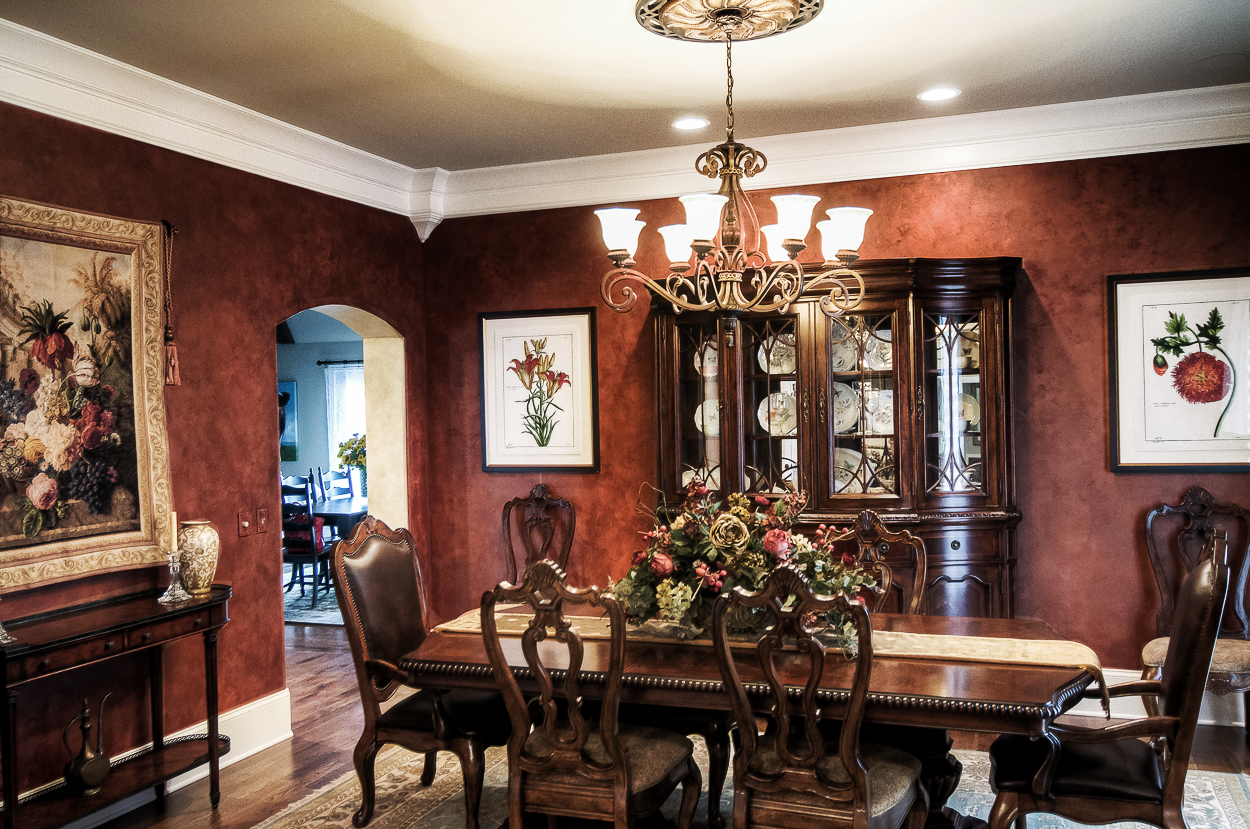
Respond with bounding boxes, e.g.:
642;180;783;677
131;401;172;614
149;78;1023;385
649;551;674;578
632;549;648;566
26;473;58;511
763;529;791;561
841;552;858;568
754;495;769;506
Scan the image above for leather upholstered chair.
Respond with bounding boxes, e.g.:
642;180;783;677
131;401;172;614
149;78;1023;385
481;559;702;829
501;483;575;583
1141;486;1250;736
821;510;927;614
712;564;929;829
334;517;510;829
501;484;733;828
987;530;1231;829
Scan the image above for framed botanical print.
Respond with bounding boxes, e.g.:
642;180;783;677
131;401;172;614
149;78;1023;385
1108;266;1249;471
0;195;174;589
479;308;600;473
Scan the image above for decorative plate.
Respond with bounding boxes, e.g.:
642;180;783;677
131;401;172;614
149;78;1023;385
833;448;868;495
758;333;796;374
959;339;980;370
681;467;721;489
958;393;980;426
863;438;895;492
832;382;859;433
693;341;718;377
693;400;720;436
829;320;857;372
757;392;798;436
865;389;894;434
864;329;893;371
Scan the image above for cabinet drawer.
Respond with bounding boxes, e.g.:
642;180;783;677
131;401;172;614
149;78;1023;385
11;634;123;682
126;612;210;649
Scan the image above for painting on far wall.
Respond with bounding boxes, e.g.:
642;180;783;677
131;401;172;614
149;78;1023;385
278;381;298;461
0;194;174;589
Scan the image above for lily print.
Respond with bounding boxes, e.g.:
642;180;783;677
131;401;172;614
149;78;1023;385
507;338;571;447
1151;307;1238;437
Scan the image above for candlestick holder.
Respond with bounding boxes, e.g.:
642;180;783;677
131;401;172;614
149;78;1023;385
157;550;192;604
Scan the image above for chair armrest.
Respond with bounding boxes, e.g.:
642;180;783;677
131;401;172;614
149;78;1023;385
364;658;409;686
1080;678;1162;700
1051;715;1179;744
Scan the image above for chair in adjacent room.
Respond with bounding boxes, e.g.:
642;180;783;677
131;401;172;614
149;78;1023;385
822;510;928;614
334;516;511;829
281;478;330;608
501;483;575;583
711;564;929;829
481;559;702;829
987;529;1230;829
319;466;354;501
500;483;733;828
1141;486;1250;736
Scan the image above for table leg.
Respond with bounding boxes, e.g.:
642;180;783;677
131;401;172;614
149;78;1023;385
149;647;166;798
204;628;221;808
2;688;17;829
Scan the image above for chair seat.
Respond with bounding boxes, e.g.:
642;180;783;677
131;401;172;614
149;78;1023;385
1142;636;1250;673
989;732;1164;803
524;723;694;794
747;741;921;817
382;688;512;743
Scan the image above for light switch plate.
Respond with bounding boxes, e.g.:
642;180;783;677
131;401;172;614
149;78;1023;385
256;508;269;533
238;510;251;537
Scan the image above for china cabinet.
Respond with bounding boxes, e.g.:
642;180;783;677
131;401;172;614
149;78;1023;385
654;257;1023;618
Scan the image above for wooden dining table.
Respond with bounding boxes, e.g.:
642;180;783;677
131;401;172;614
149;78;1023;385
400;611;1098;829
310;495;368;538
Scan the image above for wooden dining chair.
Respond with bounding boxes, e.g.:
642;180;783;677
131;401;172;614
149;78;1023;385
823;510;928;614
281;479;330;608
1141;486;1250;737
501;483;732;828
334;517;511;829
481;559;702;829
319;466;354;501
501;483;575;583
988;530;1230;829
712;564;929;829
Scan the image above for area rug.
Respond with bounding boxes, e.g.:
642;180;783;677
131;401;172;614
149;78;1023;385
282;584;343;625
253;744;1250;829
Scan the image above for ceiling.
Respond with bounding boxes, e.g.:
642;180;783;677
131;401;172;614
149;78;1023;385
1;0;1248;173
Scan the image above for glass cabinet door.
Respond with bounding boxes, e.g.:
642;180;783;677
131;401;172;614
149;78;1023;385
815;308;902;507
674;320;724;491
923;310;984;495
738;316;801;495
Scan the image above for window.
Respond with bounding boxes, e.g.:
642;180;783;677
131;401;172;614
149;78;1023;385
325;363;365;465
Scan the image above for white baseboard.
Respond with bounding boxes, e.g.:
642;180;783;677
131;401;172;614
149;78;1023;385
46;689;293;829
1064;667;1243;727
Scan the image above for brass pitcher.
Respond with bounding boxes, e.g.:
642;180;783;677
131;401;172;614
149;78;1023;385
63;694;112;795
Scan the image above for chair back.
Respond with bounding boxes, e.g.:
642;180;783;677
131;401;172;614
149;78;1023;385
1157;530;1229;786
501;484;575;584
481;559;625;784
281;479;320;553
332;516;428;705
1146;486;1248;639
319;466;354;501
713;564;874;806
821;510;927;614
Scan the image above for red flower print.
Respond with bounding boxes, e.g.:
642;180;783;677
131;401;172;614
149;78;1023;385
1172;351;1230;404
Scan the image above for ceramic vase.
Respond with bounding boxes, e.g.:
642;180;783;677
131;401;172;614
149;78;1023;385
177;520;220;597
356;467;368;497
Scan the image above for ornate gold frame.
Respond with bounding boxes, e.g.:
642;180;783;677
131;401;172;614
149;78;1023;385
0;195;173;590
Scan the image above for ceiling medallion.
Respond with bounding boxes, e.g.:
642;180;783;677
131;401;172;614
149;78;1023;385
635;0;823;42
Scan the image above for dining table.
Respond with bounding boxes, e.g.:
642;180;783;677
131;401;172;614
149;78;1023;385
400;610;1100;829
310;495;369;539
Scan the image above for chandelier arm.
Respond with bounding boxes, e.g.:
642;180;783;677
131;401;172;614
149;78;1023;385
805;267;867;317
601;266;723;314
750;261;806;311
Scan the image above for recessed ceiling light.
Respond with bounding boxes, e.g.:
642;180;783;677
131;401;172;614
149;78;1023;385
673;117;711;130
918;87;961;102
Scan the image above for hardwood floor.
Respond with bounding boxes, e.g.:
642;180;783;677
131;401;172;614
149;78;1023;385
101;624;1250;829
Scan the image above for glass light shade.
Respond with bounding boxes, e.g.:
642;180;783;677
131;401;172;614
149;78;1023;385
679;194;728;241
658;224;696;264
818;207;874;259
595;208;646;255
759;225;791;262
770;195;820;242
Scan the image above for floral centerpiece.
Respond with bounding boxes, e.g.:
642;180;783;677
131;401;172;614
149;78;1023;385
611;478;877;649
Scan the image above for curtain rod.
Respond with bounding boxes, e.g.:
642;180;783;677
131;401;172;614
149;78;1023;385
317;359;364;367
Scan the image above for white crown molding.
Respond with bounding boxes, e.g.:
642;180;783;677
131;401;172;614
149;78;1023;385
1;18;1247;230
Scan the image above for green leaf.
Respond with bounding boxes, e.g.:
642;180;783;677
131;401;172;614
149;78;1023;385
22;508;42;539
1165;312;1187;336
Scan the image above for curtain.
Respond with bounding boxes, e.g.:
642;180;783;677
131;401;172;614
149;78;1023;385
325;364;365;466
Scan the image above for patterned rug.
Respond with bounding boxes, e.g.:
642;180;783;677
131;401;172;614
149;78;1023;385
281;582;343;625
252;743;1250;829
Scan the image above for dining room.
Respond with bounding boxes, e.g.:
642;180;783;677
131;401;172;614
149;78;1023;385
0;2;1247;828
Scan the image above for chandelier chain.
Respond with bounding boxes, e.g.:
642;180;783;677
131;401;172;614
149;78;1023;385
724;32;734;141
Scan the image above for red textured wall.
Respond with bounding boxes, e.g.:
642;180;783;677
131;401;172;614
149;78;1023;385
422;145;1250;671
0;101;428;789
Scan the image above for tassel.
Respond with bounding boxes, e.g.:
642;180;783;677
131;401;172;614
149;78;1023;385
161;221;181;385
164;324;181;386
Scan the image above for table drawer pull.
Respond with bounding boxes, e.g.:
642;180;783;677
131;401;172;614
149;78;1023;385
104;640;117;651
193;617;204;627
38;659;49;670
142;632;152;642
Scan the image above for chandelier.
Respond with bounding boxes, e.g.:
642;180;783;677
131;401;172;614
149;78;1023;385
596;0;871;338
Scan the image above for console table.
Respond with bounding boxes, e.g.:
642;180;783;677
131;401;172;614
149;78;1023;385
0;585;230;829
